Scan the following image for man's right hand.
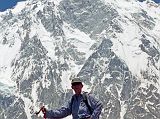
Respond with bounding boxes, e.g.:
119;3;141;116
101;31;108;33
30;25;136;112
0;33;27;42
35;106;46;115
40;106;46;114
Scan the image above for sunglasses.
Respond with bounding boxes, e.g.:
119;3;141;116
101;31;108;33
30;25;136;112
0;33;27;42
71;82;82;86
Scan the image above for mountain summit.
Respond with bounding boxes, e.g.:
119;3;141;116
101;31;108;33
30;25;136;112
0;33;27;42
0;0;160;119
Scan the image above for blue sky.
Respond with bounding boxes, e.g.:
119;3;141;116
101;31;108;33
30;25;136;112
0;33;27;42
154;0;160;3
0;0;160;12
0;0;26;12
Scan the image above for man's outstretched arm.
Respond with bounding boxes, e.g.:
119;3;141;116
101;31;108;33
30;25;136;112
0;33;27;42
41;101;72;118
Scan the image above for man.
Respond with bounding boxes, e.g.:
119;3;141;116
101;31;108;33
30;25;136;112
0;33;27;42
40;77;103;119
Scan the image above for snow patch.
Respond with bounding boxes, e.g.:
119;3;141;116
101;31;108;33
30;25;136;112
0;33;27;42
0;39;21;86
20;95;33;119
12;1;27;14
61;71;72;90
63;22;95;58
111;19;149;77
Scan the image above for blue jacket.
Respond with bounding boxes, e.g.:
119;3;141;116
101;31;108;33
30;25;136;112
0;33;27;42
45;93;103;119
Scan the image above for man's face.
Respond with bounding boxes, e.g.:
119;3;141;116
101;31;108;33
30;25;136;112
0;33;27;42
71;82;83;95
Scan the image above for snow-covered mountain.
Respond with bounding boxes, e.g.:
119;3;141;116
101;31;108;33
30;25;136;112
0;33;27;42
0;0;160;119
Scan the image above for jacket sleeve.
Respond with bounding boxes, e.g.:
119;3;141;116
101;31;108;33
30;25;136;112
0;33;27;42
87;94;103;119
45;100;72;118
